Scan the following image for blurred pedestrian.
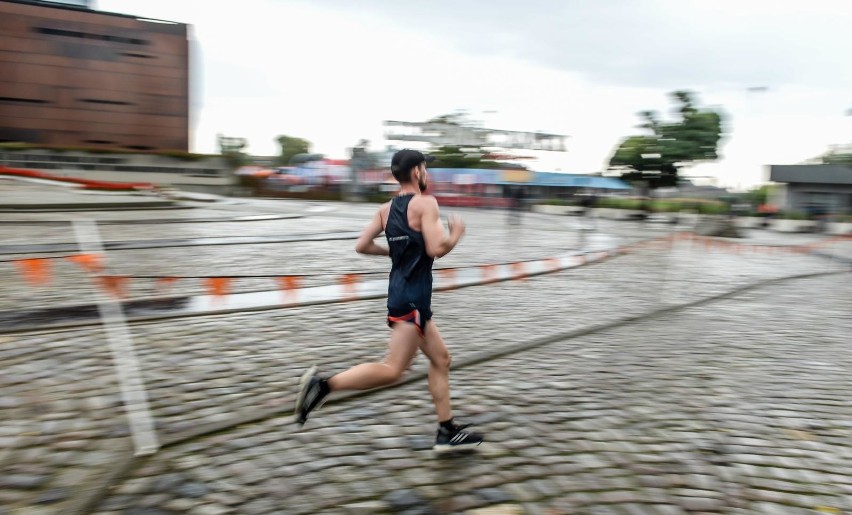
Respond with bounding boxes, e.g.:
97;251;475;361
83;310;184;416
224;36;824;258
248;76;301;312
507;186;525;225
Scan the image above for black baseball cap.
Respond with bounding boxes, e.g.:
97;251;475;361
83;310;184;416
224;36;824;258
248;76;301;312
391;149;434;178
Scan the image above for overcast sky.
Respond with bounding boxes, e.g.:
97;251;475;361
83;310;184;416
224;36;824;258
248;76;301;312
100;0;852;189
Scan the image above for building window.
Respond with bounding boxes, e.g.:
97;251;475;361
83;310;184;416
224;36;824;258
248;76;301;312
83;139;115;145
80;99;133;106
0;96;49;104
34;27;149;46
120;52;156;59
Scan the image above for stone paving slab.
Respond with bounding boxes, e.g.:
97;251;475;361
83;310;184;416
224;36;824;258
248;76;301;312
0;203;302;222
0;231;364;255
1;209;839;314
84;273;852;514
6;178;839;314
0;179;176;211
0;241;835;513
0;209;593;312
820;241;852;260
0;215;351;247
0;236;619;333
2;182;849;514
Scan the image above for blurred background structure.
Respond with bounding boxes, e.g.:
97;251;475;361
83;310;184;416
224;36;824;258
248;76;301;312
0;0;189;151
2;0;852;224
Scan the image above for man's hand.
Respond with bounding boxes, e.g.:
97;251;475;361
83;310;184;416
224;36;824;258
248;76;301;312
448;214;465;239
355;209;389;256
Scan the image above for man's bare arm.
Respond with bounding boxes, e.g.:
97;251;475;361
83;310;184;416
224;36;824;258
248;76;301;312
354;210;389;256
420;197;465;258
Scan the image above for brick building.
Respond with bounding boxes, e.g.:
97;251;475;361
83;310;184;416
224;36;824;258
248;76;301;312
0;0;189;151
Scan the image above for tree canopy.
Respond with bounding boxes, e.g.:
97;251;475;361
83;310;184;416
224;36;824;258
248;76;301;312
217;134;249;169
609;91;724;188
821;149;852;166
276;135;312;166
428;145;526;169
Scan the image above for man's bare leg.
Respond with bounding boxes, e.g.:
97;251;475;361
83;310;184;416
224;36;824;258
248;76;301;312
419;321;452;422
419;320;484;451
327;323;421;391
296;323;420;425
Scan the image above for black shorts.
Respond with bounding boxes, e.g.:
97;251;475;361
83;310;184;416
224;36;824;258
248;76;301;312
387;306;432;337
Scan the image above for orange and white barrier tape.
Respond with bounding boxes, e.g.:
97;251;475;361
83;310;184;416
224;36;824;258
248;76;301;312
5;232;849;312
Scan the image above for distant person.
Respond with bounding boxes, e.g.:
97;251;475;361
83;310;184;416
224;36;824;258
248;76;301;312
580;191;598;229
641;195;653;221
811;205;828;232
758;203;778;228
507;186;525;225
294;149;484;452
580;191;597;215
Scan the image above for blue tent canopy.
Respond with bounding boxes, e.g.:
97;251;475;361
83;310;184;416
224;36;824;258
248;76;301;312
532;172;631;190
427;169;631;190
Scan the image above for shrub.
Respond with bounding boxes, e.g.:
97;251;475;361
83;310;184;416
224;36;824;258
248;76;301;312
650;200;682;213
0;143;213;161
696;202;729;215
155;150;210;161
0;142;35;151
597;197;644;210
776;211;809;220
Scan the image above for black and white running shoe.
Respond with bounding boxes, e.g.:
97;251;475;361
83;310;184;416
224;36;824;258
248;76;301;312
434;422;484;452
294;366;328;426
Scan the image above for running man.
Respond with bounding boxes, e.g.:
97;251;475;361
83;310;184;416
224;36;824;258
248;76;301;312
295;149;483;452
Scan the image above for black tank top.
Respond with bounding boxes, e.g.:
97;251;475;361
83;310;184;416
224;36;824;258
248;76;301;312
385;194;434;312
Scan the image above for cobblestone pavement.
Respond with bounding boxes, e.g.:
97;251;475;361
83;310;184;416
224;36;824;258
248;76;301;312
1;195;841;313
0;201;604;311
82;273;851;515
0;180;173;212
2;183;851;514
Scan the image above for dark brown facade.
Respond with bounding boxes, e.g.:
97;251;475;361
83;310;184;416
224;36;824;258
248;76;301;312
0;0;189;151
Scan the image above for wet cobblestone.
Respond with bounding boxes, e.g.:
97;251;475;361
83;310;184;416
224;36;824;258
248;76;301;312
80;273;851;514
1;185;849;513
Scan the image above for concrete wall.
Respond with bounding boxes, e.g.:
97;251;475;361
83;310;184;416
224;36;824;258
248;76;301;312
0;149;236;193
769;184;788;210
786;183;852;215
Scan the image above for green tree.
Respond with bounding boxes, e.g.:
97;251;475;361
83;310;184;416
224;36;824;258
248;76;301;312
821;150;852;166
217;134;249;169
276;135;311;166
395;112;528;169
743;184;773;206
609;91;724;188
428;145;522;169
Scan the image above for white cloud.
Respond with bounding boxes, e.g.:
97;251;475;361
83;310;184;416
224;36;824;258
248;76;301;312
99;0;852;188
